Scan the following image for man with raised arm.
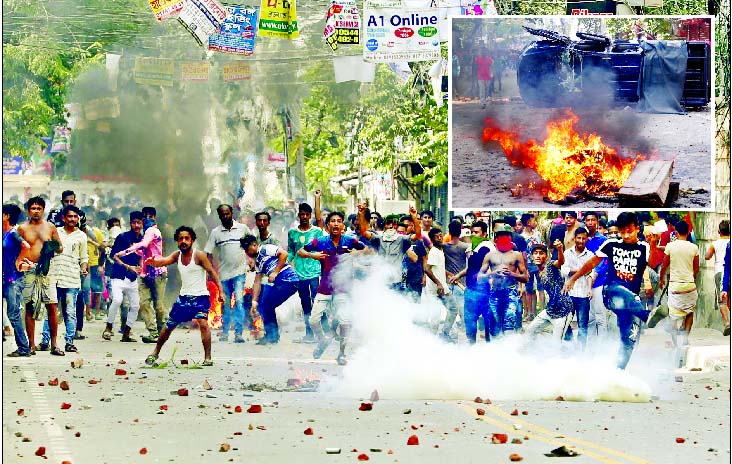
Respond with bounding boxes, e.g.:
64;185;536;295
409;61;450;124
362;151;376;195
144;226;224;367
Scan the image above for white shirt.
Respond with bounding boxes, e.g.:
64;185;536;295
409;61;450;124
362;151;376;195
204;221;252;281
50;227;89;289
712;238;730;274
425;246;451;296
561;246;593;298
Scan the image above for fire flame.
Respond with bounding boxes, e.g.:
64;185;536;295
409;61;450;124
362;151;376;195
482;110;644;201
206;281;223;329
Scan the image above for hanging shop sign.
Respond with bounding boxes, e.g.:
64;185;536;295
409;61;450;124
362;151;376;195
363;0;441;62
324;0;360;51
147;0;185;20
178;0;229;46
134;57;175;86
209;5;259;54
223;61;252;81
258;0;299;39
181;61;211;81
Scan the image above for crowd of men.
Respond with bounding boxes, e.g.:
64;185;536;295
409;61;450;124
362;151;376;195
3;190;730;370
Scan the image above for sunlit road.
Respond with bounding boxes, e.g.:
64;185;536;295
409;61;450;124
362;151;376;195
3;319;730;464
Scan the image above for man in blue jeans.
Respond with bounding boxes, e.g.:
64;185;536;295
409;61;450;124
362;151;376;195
480;224;528;339
3;204;32;357
563;212;653;369
242;234;299;345
560;227;593;349
450;220;495;343
205;204;252;343
287;200;322;343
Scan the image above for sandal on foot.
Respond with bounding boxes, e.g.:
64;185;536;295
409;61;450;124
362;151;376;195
50;347;65;356
144;354;158;366
102;331;113;341
202;359;214;367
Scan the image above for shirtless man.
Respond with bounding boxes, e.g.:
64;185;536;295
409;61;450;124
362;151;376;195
479;224;528;338
16;197;65;356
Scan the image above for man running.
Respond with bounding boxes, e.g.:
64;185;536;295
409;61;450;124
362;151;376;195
583;211;609;338
659;220;699;368
298;212;366;365
480;224;528;338
287;198;323;343
144;226;224;367
563;212;653;369
242;234;300;345
16;197;64;356
205;204;252;343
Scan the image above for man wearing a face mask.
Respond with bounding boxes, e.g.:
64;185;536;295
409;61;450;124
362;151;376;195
114;206;167;343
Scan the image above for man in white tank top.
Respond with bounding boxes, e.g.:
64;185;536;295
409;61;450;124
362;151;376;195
143;226;225;366
705;220;730;335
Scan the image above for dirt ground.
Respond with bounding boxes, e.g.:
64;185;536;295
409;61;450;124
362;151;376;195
450;69;713;210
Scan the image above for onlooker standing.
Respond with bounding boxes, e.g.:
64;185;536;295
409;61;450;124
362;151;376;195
3;204;31;357
561;228;594;349
205;204;252;343
40;206;88;353
442;220;469;341
474;45;494;109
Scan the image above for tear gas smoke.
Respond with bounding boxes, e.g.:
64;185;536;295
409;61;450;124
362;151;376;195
322;256;654;403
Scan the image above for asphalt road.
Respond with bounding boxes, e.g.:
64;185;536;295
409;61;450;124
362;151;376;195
2;317;730;464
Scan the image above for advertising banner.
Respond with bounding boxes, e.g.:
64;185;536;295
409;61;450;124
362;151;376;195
223;61;252;81
181;61;211;81
259;0;299;39
134;57;175;86
324;0;360;51
178;0;229;46
363;0;441;62
209;5;259;54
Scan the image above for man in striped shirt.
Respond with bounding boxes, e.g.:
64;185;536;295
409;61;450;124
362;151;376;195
39;206;88;353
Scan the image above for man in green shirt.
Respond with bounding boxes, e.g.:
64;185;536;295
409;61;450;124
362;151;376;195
287;198;323;343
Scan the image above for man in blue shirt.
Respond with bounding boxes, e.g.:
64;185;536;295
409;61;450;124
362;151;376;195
298;212;366;365
583;212;609;339
3;204;31;356
104;211;144;342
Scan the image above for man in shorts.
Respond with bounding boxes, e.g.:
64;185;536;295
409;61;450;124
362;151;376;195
16;197;64;355
144;226;224;367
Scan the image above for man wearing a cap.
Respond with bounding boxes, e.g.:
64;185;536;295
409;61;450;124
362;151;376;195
479;223;528;338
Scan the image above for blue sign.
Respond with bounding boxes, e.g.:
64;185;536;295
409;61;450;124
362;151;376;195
3;156;24;175
209;5;259;55
366;38;379;51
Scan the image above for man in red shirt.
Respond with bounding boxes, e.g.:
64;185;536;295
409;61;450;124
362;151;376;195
474;45;494;109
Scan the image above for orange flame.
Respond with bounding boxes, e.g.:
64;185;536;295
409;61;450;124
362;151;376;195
206;281;223;329
482;110;644;201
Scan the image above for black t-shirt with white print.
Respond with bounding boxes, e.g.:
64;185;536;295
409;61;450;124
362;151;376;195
595;239;649;295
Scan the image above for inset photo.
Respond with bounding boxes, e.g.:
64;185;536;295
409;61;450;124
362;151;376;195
450;17;714;210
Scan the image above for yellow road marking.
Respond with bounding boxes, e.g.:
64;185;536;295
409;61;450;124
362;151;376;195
458;403;652;464
461;406;622;464
484;404;652;464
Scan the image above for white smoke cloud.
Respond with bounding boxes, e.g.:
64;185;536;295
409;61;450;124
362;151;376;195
323;255;654;403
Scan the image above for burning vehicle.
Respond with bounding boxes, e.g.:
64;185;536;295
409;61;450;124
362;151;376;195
517;26;711;110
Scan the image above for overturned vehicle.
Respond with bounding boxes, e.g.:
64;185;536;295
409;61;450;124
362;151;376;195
517;26;711;112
